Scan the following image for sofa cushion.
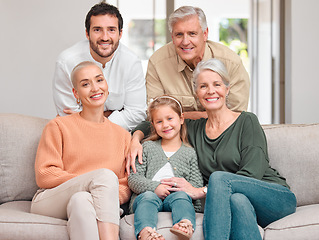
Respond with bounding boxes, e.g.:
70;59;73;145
120;212;204;240
0;201;68;240
120;212;264;240
0;114;49;204
264;204;319;240
263;124;319;206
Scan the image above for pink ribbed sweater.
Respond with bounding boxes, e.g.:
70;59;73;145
35;113;131;204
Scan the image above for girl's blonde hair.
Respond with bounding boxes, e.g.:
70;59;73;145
146;95;189;146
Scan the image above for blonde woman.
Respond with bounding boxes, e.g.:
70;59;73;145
31;61;131;240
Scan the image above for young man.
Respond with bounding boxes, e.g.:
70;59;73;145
53;2;146;131
146;6;250;120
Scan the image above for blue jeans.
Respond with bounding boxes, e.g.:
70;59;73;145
203;171;296;240
133;191;196;238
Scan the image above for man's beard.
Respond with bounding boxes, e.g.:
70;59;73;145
89;40;119;59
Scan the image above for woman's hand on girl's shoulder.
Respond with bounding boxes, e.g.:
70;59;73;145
126;130;144;175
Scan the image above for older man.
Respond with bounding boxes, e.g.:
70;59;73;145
146;6;250;119
53;2;147;131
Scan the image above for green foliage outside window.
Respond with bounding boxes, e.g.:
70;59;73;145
219;18;249;72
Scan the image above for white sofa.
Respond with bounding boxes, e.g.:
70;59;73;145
1;113;319;240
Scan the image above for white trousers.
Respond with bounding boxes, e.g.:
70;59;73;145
31;169;120;240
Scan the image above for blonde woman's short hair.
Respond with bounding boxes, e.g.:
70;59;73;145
70;61;102;89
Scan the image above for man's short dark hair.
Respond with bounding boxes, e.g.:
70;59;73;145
85;2;123;35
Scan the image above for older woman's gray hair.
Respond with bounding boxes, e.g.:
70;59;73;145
193;58;230;89
168;6;208;33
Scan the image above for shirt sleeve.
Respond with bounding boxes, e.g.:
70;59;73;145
236;114;270;179
108;59;147;131
35;120;76;189
131;120;152;138
145;58;165;104
226;60;250;112
52;61;81;116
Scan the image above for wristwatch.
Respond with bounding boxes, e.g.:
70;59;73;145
203;186;208;194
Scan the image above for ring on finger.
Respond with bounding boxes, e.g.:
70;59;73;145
174;182;177;187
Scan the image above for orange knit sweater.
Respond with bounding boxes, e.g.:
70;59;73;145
35;113;131;204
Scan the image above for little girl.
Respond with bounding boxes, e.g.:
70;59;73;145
128;95;203;240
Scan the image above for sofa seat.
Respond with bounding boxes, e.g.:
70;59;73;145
120;212;265;240
0;201;68;240
119;212;204;240
264;204;319;240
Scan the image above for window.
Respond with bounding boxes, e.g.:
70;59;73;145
110;0;282;124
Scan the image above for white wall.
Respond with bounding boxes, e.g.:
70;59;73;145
0;0;250;120
0;0;98;119
287;0;319;124
1;0;319;124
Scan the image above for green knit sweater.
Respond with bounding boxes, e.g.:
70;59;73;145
128;140;203;213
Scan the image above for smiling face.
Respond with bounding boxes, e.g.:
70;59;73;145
171;15;208;69
151;105;184;142
196;70;229;111
86;14;122;66
72;63;108;110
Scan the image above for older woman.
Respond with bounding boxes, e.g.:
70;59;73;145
128;58;296;240
31;61;131;240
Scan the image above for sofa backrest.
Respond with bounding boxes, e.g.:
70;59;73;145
1;113;318;208
0;113;49;204
263;124;319;207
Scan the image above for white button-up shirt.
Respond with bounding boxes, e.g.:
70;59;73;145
53;40;147;131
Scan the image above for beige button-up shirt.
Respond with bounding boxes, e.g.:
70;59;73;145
146;41;250;112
